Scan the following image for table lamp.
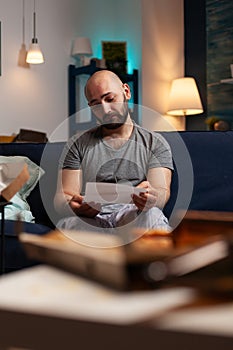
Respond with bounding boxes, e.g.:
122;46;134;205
71;37;93;67
167;77;203;117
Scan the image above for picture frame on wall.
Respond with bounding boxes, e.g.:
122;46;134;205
102;41;127;76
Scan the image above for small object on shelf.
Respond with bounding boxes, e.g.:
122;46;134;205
13;128;48;143
205;117;231;131
0;135;16;143
219;63;233;84
90;58;106;69
213;120;231;131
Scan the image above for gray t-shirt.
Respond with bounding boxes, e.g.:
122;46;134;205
61;123;173;200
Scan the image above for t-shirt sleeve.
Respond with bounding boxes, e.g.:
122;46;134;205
59;137;82;170
149;133;174;170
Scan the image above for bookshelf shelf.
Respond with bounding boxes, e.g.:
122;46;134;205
220;78;233;84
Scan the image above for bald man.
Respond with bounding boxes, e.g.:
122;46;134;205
54;70;173;234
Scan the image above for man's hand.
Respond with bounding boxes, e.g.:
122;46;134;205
132;181;157;211
69;194;100;217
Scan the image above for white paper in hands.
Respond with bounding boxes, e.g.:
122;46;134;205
84;182;147;205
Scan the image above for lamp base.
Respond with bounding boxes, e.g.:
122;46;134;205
74;55;91;67
164;115;186;131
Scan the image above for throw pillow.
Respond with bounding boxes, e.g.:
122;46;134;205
0;156;45;222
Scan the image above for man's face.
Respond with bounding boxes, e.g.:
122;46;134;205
91;94;129;129
86;76;131;129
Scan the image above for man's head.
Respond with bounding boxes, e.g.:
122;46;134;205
85;70;131;129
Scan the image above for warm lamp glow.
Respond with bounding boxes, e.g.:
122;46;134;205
26;41;44;64
167;77;203;116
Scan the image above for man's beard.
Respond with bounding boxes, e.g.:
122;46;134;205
102;111;127;129
95;97;129;129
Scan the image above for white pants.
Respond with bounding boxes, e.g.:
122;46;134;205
57;204;171;234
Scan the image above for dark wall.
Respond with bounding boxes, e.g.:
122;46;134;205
184;0;207;130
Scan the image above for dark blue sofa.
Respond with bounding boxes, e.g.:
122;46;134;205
1;131;233;272
0;142;65;272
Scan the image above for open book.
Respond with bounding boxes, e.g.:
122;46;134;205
0;161;30;202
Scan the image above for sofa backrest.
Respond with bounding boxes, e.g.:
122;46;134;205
162;131;233;221
0;131;232;228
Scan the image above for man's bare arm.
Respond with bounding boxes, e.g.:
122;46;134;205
132;167;172;211
54;169;100;217
54;169;82;215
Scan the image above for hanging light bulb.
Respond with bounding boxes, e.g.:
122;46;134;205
26;0;44;64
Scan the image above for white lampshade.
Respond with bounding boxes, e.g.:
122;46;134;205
167;77;203;116
71;37;93;57
26;42;44;64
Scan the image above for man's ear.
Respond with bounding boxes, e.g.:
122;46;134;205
123;83;131;100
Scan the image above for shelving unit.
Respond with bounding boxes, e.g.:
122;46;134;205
220;78;233;84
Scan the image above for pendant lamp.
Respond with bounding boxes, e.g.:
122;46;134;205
26;0;44;64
